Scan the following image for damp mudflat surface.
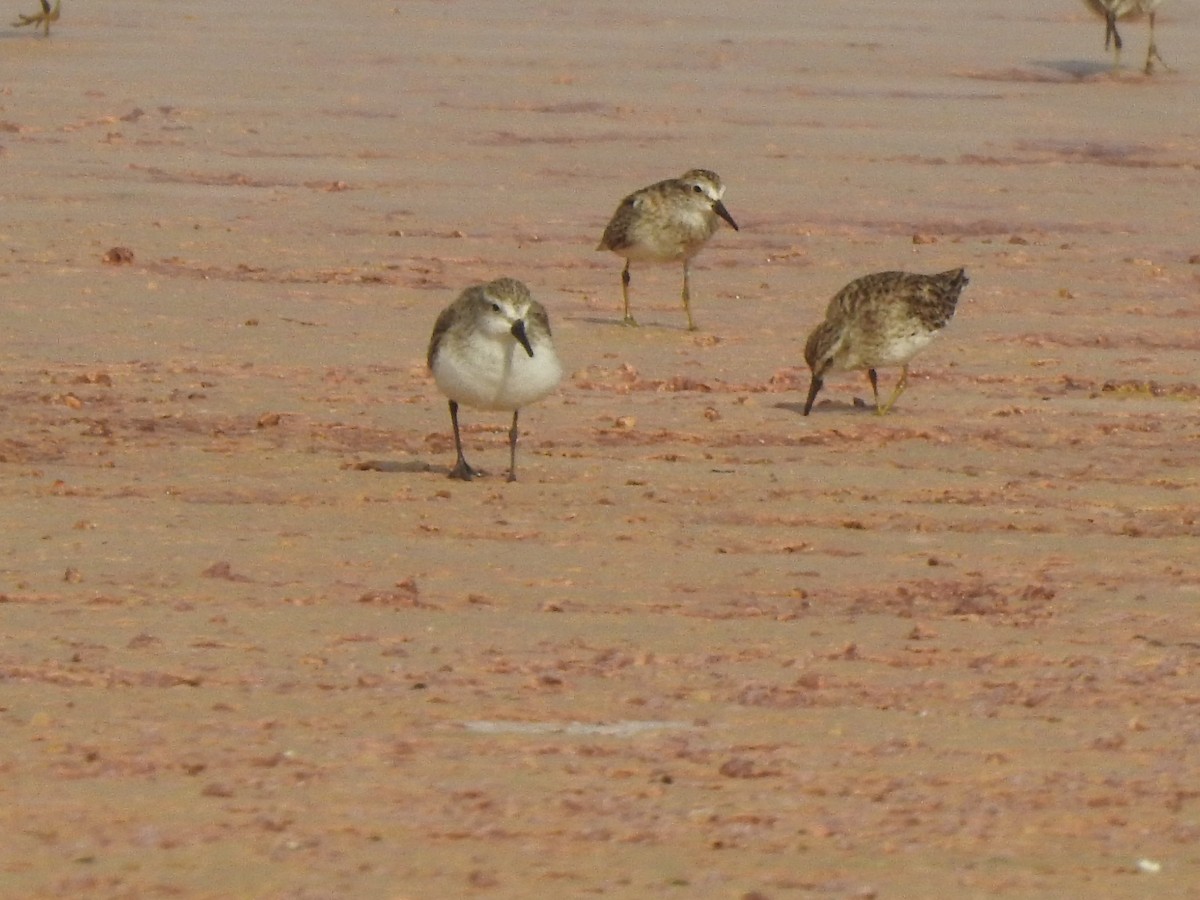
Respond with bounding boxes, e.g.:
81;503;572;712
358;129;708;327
2;2;1199;897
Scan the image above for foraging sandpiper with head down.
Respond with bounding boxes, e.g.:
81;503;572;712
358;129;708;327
802;268;968;416
1082;0;1169;73
597;169;739;331
427;278;562;482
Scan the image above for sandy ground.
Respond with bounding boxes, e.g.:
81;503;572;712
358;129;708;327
2;1;1200;897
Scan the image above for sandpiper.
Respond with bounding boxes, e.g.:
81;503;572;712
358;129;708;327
1083;0;1168;73
427;278;562;482
802;268;968;416
597;169;739;331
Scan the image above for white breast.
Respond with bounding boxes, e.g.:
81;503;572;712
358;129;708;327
837;330;935;372
433;335;562;412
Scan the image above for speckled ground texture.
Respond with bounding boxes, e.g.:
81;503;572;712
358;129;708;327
2;1;1199;898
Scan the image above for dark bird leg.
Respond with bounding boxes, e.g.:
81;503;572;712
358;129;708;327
620;262;637;327
506;410;520;483
867;369;881;409
681;259;698;332
446;400;481;481
1105;11;1123;70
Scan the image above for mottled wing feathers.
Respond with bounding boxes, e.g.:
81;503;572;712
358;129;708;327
525;300;552;339
597;185;665;252
427;284;483;369
427;300;461;370
822;271;899;320
597;174;716;252
824;269;965;328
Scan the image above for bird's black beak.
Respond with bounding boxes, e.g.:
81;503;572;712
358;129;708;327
802;376;823;416
511;319;534;357
713;199;739;231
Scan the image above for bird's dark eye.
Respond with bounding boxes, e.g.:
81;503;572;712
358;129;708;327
692;184;703;193
491;302;501;312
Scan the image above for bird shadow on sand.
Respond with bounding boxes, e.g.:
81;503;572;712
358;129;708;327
960;60;1120;82
352;459;438;475
774;399;875;417
1035;58;1129;79
570;314;692;332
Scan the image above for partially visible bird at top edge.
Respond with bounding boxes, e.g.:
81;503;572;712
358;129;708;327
12;0;60;36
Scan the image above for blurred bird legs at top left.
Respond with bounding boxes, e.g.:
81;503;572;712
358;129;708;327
12;0;60;35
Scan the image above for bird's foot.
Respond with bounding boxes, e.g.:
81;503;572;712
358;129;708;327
447;460;484;481
1145;49;1171;75
621;315;639;327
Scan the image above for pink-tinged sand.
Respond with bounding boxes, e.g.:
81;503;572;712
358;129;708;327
2;2;1198;897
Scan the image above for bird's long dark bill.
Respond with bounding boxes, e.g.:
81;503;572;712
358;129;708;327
511;320;535;357
802;376;822;416
713;200;739;231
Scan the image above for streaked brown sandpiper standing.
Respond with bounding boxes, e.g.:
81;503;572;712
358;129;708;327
597;169;739;331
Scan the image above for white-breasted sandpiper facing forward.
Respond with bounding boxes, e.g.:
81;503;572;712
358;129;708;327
803;269;968;416
597;169;739;331
427;278;562;481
